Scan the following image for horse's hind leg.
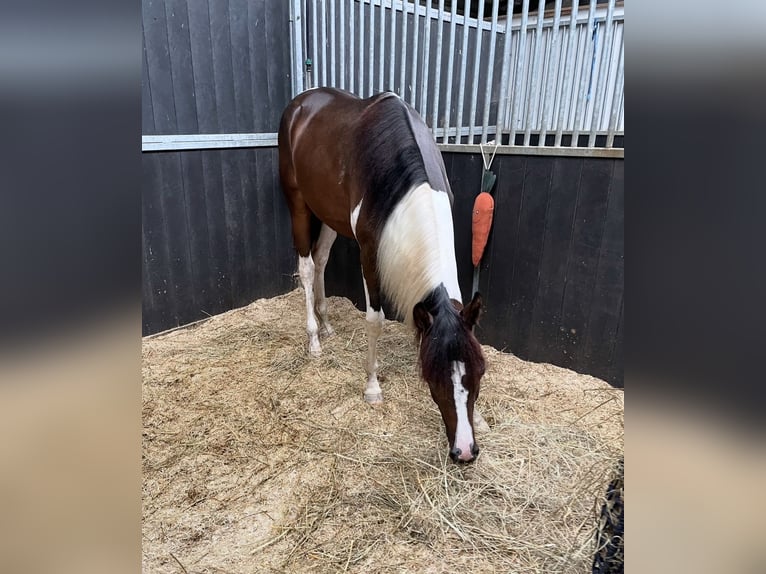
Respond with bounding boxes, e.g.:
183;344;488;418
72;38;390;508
312;224;337;337
298;253;321;357
287;196;322;357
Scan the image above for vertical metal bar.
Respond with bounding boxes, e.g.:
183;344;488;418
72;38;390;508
359;0;365;96
455;0;472;144
467;0;486;143
420;1;433;117
617;87;624;133
495;4;514;144
379;0;386;92
523;0;545;146
349;0;355;93
330;0;336;86
480;0;500;143
572;0;597;147
589;0;615;147
551;14;567;139
602;23;621;130
399;0;408;99
509;0;529;145
443;0;458;143
320;0;328;86
539;0;562;146
555;0;579;146
311;0;319;86
455;0;471;143
289;0;305;95
568;17;586;131
606;35;624;148
389;0;396;91
369;0;375;96
410;1;420;107
431;0;446;136
339;0;345;89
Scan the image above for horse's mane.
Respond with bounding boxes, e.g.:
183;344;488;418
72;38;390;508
355;93;433;232
355;94;461;324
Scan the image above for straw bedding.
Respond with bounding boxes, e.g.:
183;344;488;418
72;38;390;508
142;289;624;573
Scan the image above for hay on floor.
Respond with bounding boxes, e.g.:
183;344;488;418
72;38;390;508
143;289;624;573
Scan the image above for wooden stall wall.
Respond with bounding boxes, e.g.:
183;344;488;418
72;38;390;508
142;0;295;334
445;153;624;387
142;148;297;335
142;0;292;137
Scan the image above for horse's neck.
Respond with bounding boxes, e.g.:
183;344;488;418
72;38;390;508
377;183;462;325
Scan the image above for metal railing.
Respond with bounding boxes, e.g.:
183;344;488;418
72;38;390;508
290;0;624;150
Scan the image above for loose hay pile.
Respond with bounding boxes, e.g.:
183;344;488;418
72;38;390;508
143;289;624;573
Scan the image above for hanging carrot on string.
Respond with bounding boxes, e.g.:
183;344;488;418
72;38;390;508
471;141;498;295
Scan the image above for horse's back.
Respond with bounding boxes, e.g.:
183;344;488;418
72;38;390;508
279;87;451;238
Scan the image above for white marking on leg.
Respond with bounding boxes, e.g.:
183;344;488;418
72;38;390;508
452;361;475;459
350;199;363;239
362;276;384;404
298;255;321;357
313;224;337;337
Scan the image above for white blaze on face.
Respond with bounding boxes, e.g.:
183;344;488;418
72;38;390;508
451;361;474;457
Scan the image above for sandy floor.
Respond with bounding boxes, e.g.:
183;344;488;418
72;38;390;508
142;289;623;573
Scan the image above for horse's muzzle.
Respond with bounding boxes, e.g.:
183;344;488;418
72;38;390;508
449;443;480;463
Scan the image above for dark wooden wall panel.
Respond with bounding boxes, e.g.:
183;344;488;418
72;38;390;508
143;0;177;133
187;0;219;132
558;159;614;371
142;148;294;335
166;0;198;133
528;157;582;361
142;0;292;136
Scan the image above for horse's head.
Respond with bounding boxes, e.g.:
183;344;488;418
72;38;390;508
413;291;485;463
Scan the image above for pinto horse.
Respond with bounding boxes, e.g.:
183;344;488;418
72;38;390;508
278;87;486;463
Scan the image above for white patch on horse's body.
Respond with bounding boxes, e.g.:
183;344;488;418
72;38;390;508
377;182;462;326
350;199;363;238
451;361;475;459
298;255;321;356
361;277;385;403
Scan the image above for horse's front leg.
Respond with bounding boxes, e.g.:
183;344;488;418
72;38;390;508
361;270;384;405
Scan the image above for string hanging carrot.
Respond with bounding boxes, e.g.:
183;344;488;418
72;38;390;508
471;141;498;295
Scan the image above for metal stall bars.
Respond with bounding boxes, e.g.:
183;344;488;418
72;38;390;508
289;0;624;152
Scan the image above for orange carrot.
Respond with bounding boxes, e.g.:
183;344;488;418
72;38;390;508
472;192;495;267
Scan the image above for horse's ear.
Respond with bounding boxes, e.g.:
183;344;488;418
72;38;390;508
413;302;433;334
461;292;483;328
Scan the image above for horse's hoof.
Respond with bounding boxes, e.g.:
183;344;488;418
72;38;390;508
321;325;336;338
308;346;322;358
474;410;490;432
364;392;383;405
